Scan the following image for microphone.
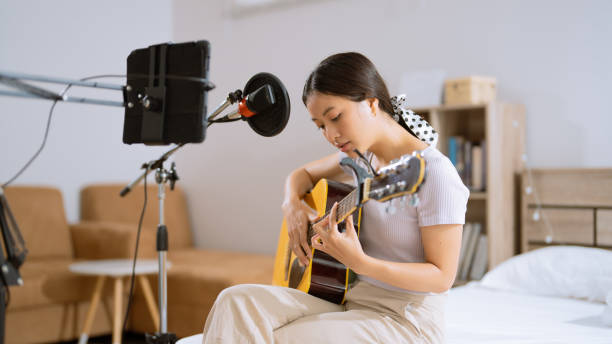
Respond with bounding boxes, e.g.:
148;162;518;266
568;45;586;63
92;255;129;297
228;84;276;119
223;72;291;137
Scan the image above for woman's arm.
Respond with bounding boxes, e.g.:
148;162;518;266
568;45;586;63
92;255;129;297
282;152;348;266
282;152;349;204
357;224;462;293
312;202;463;293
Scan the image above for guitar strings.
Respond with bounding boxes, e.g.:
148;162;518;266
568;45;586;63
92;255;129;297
313;189;357;228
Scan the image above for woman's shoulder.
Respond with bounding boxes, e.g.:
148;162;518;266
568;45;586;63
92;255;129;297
421;146;455;172
419;145;468;191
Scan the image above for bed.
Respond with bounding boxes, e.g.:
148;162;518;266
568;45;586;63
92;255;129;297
446;168;612;343
178;169;612;343
447;255;611;343
447;284;609;343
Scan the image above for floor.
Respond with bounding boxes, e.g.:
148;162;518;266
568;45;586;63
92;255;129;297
59;332;149;344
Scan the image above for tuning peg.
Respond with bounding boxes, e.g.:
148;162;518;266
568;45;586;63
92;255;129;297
399;195;407;208
409;194;420;207
385;201;397;215
396;181;407;191
373;188;385;199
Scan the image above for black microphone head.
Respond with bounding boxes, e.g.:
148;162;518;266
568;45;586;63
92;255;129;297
245;84;275;113
242;72;290;137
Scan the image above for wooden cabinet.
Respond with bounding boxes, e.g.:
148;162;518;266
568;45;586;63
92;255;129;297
412;102;526;284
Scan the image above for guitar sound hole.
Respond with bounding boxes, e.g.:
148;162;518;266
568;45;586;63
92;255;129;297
289;257;306;289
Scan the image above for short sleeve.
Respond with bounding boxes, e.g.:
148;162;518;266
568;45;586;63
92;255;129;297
416;153;470;227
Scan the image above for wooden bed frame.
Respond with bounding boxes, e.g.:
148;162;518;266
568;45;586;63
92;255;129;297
521;168;612;253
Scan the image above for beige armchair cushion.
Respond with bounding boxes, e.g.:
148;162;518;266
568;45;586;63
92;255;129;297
80;184;193;250
70;221;157;259
8;259;97;310
4;186;73;259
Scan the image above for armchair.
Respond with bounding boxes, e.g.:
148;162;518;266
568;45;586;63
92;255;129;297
77;184;274;337
4;186;112;343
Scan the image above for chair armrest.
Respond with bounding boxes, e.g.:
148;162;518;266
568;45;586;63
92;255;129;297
69;221;156;260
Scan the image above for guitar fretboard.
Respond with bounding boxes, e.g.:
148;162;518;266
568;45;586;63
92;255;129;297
307;188;359;240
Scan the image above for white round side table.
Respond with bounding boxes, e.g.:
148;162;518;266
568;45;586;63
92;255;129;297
70;259;169;344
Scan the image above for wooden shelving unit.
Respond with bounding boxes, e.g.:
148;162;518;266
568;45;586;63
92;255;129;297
412;102;526;283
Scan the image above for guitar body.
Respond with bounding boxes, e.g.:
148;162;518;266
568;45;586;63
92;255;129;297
272;179;361;304
272;150;426;304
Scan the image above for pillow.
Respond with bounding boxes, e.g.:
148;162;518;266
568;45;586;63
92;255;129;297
479;245;612;303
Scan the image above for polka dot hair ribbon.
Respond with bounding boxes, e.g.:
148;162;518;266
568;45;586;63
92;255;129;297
390;94;438;148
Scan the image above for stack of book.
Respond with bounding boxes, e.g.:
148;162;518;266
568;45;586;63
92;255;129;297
448;136;486;191
457;222;488;281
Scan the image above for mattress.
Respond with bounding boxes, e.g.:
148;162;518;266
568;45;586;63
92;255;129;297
446;282;611;344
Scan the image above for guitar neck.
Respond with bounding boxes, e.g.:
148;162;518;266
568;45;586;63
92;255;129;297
307;187;360;240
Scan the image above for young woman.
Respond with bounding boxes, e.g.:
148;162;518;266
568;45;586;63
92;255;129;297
202;52;469;343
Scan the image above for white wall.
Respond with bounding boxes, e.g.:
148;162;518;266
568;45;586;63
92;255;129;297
172;0;612;254
0;1;173;222
1;1;610;256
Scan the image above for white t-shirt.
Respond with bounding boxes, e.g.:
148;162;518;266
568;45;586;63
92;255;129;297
339;145;470;293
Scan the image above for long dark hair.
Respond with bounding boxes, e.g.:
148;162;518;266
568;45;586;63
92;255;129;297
302;52;416;137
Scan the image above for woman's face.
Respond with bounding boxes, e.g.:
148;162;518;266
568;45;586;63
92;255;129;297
306;92;377;158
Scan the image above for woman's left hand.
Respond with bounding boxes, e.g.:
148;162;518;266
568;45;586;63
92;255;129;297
311;202;366;273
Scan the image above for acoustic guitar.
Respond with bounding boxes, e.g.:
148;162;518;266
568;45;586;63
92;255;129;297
272;151;426;304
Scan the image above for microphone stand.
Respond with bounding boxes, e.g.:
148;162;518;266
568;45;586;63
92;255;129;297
121;144;183;344
1;68;286;342
0;70;124;344
119;90;247;343
0;189;26;344
0;70;125;107
0;69;185;343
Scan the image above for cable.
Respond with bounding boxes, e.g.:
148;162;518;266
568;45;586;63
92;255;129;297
122;164;149;338
1;74;126;188
353;149;378;177
3;285;9;308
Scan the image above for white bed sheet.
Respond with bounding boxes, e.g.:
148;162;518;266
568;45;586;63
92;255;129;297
447;282;611;344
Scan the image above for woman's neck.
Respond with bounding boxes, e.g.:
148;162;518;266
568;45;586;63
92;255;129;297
368;120;428;168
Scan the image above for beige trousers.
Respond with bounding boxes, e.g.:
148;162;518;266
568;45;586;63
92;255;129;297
202;281;446;343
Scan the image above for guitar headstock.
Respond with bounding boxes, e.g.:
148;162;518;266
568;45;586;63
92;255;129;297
364;150;426;204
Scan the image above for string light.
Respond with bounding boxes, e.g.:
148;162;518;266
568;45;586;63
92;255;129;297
523;152;556;245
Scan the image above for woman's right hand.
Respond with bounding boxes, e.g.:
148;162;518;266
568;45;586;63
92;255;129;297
282;199;319;266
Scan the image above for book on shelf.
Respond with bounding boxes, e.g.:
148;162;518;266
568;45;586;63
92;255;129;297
469;234;488;280
471;145;483;191
459;222;482;280
481;140;487;191
463;140;472;187
447;136;486;192
448;136;458;166
448;136;465;180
